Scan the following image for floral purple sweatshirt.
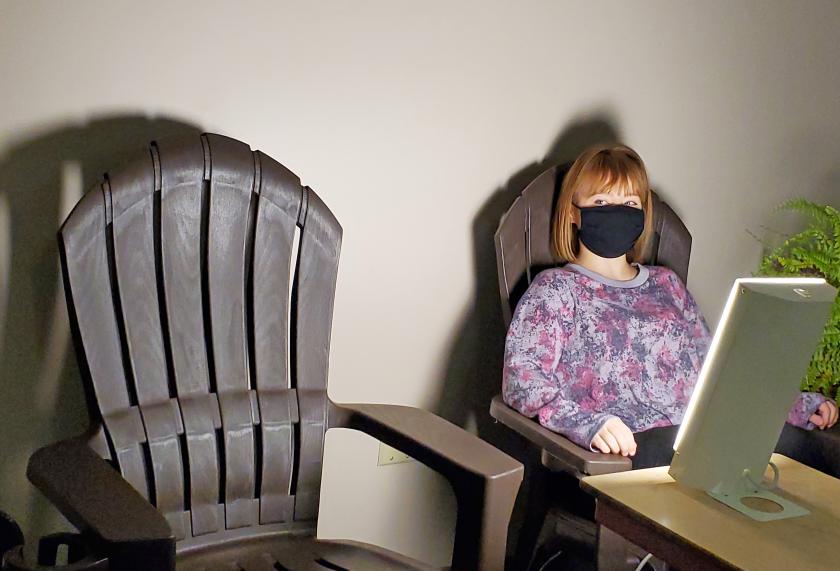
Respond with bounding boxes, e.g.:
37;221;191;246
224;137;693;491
502;263;827;450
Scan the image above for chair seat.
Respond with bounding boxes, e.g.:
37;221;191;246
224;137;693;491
177;533;440;571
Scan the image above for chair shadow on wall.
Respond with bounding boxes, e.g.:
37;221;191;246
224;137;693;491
0;115;202;543
433;113;627;562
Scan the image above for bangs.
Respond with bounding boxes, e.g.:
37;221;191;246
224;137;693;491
573;149;649;200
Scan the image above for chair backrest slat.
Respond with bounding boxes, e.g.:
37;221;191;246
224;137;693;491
252;153;303;524
205;134;254;393
495;193;530;327
292;189;341;521
204;134;259;530
521;168;558;270
109;152;170;404
60;186;151;502
252;153;300;392
159;137;211;396
648;192;692;285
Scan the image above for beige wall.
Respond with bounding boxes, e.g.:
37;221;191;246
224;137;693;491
1;0;838;565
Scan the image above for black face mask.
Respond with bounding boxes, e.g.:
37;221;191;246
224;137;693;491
576;204;644;259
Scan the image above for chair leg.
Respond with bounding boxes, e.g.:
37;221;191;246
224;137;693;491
597;525;674;571
596;525;631;570
512;464;551;570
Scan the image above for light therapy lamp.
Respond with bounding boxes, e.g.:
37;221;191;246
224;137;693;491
669;277;836;521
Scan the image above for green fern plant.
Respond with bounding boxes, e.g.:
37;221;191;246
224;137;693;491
754;198;840;399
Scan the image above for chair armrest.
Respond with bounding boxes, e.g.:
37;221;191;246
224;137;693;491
490;394;631;476
330;402;523;571
27;438;174;571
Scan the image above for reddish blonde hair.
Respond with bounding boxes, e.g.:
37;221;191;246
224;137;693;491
552;144;654;263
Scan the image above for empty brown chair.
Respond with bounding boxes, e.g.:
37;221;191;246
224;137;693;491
489;163;691;568
24;133;523;571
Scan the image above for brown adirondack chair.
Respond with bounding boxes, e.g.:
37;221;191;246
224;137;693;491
489;164;691;569
19;134;522;571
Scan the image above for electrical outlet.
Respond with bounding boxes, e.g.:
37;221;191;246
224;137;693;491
377;442;413;466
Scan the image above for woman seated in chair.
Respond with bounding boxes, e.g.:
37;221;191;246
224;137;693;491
502;144;838;468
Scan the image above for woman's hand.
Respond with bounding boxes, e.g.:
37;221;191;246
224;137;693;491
809;398;839;430
592;417;637;456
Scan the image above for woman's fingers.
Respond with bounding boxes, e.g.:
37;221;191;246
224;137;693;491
627;430;638;457
591;434;611;454
819;401;838;429
610;424;636;457
811;411;826;428
808;400;840;430
820;403;831;429
623;425;638;457
616;420;637;456
595;418;637;456
601;430;621;454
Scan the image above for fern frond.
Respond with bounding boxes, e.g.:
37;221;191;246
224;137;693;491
758;198;840;399
778;199;837;236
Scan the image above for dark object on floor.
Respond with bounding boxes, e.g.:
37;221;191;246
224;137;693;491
0;511;24;564
2;530;109;570
24;133;523;570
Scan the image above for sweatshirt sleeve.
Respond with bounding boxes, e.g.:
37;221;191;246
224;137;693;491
787;392;829;429
502;271;617;449
665;270;712;360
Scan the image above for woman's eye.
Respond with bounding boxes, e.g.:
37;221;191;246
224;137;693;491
595;199;608;205
625;201;638;207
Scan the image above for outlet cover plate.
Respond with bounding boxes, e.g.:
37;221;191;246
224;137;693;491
378;443;413;466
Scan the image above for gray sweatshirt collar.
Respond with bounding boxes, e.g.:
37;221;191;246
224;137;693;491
564;262;650;288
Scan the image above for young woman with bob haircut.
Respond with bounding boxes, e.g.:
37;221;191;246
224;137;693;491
502;144;838;467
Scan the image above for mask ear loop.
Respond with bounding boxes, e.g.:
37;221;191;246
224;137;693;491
569;204;581;258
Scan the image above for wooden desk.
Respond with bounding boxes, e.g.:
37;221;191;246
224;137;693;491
581;454;840;570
